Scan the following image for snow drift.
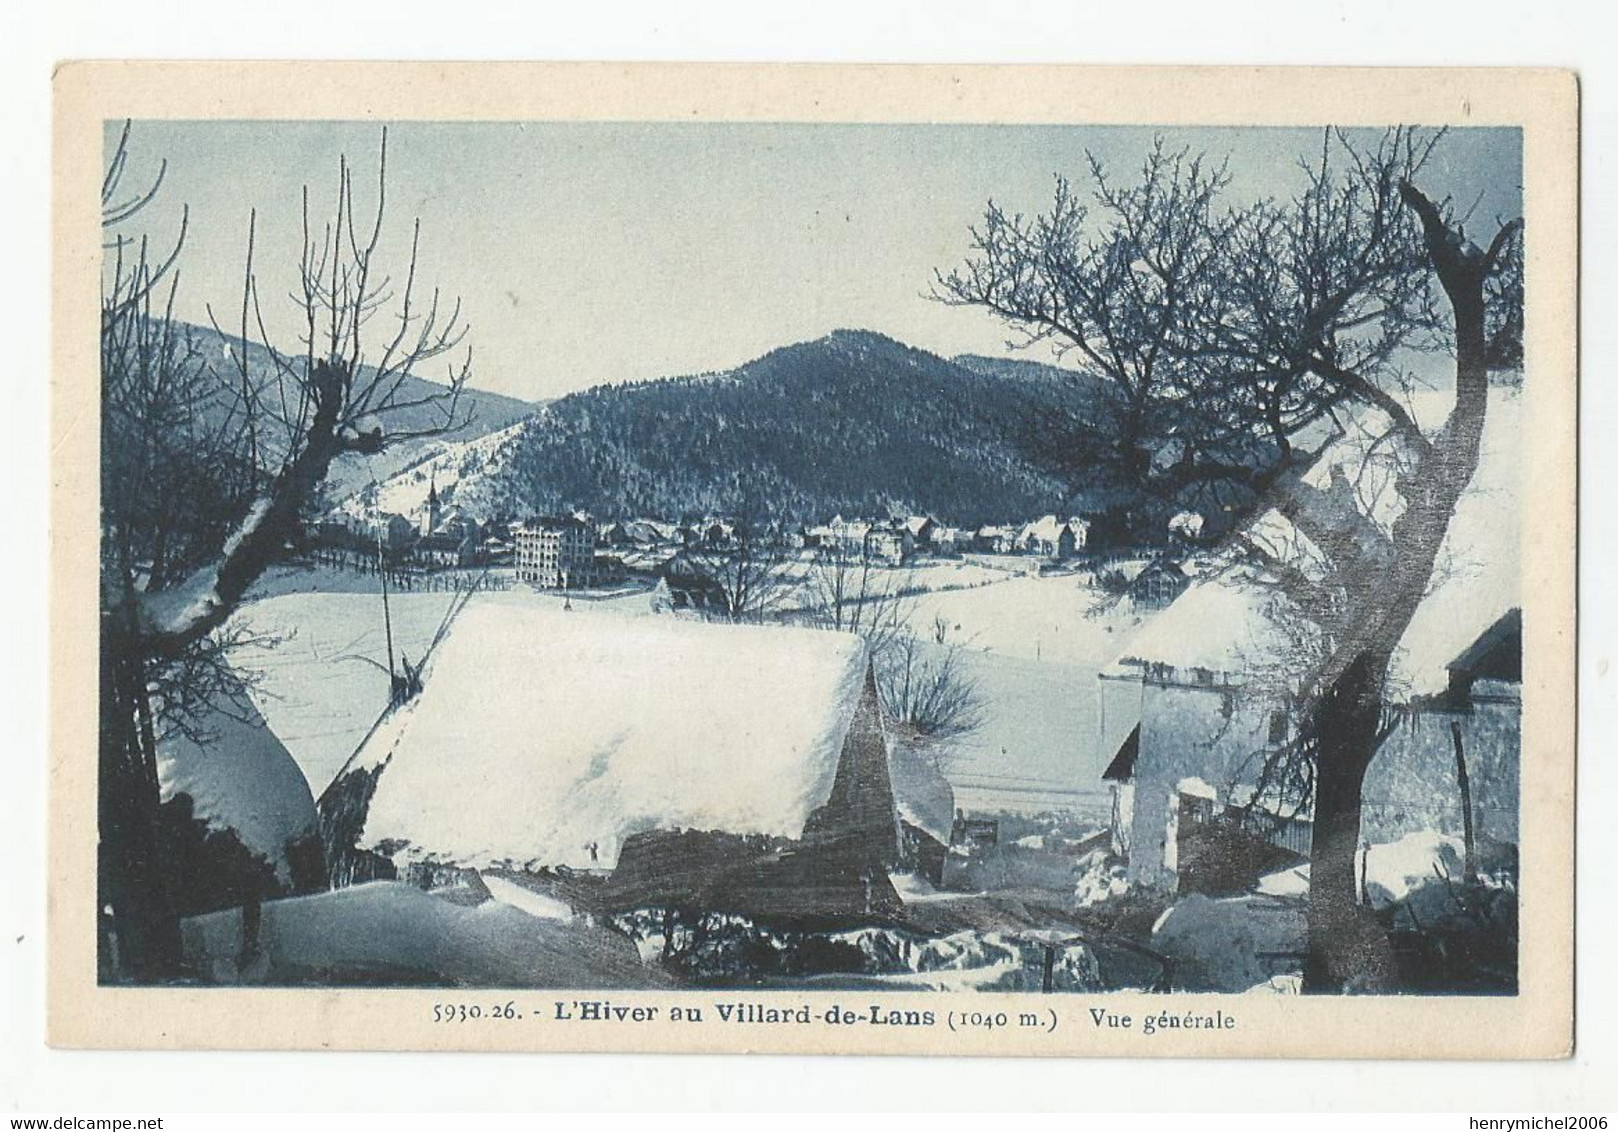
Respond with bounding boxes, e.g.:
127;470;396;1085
179;880;662;987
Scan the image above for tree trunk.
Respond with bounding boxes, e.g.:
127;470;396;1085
98;621;183;981
1451;720;1479;884
1303;650;1398;993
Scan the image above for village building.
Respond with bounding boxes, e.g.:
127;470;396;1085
1168;510;1207;543
972;524;1018;554
374;512;417;552
318;598;953;922
701;519;736;546
1124;559;1189;610
930;526;969;555
865;525;911;565
418;476;443;538
514;515;599;588
593;553;626;586
903;515;937;548
478;535;512;564
1016;514;1090;559
412;527;477;569
803;519;835;548
1096;390;1523;896
649;567;730;616
403;487;491;570
617;519;665;546
809;515;913;565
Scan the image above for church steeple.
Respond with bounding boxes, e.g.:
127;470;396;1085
422;474;442;536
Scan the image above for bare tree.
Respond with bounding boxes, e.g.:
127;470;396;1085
937;128;1522;990
803;540;908;655
803;544;984;743
935;139;1260;537
99;125;476;979
879;615;986;743
682;506;795;622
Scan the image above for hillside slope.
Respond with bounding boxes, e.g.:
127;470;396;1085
172;321;539;503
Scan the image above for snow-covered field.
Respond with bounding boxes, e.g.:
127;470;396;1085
909;572;1155;818
771;554;1024;616
910;572;1135;668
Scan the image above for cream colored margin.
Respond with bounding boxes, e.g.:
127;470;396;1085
49;62;1579;1058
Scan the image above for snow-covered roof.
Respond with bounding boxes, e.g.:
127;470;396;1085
1019;515;1059;542
1019;515;1086;544
350;595;875;869
1106;387;1521;700
158;683;319;882
1103;569;1302;683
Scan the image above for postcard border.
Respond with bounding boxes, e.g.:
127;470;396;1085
48;61;1579;1058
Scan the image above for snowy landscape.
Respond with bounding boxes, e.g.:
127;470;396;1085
99;119;1526;996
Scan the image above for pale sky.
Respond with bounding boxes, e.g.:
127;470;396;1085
108;121;1522;403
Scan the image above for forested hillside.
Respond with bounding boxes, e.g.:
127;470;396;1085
418;330;1118;526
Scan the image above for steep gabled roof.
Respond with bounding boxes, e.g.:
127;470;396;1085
348;596;883;870
1447;608;1523;686
1019;514;1063;543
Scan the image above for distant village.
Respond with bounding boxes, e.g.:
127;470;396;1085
310;477;1197;614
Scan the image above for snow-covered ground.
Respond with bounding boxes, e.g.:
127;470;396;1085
1359;834;1475;912
179;880;663;987
1151;892;1307;993
481;873;577;922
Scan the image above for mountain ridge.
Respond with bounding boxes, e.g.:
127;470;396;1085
357;329;1118;528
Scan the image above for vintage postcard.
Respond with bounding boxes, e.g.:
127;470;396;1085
49;62;1577;1057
